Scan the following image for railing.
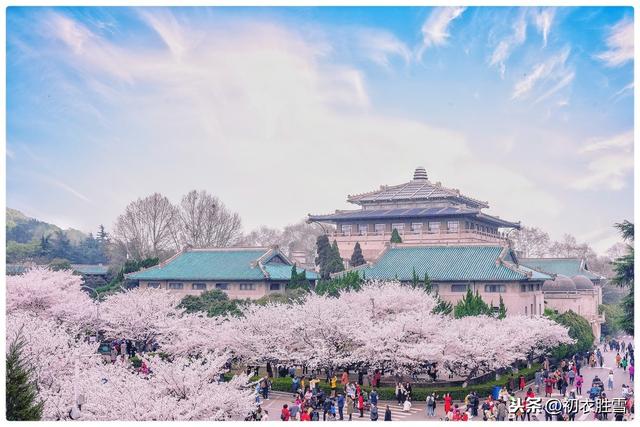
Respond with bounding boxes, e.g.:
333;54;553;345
331;228;506;241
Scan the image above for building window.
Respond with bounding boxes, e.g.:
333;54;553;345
536;283;541;291
391;223;404;232
428;221;441;232
539;304;542;315
525;305;528;315
192;283;206;290
374;224;386;234
239;283;256;291
168;282;183;290
270;283;281;291
341;224;352;235
411;223;423;232
358;224;368;235
148;282;161;289
447;221;459;232
216;283;229;290
484;284;506;293
431;284;439;293
531;303;534;315
451;284;468;292
520;284;527;292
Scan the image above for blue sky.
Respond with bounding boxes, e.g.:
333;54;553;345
6;6;634;253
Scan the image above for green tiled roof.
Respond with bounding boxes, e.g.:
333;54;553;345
351;245;548;282
127;248;317;282
519;258;602;281
264;264;319;281
72;264;109;275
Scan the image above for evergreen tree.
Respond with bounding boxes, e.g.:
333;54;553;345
96;224;109;243
39;235;51;258
423;273;433;293
288;265;310;291
390;228;402;243
497;295;507;319
327;240;345;275
6;331;43;421
453;288;492;318
350;242;366;267
315;235;333;279
411;267;420;288
51;230;71;259
612;220;634;334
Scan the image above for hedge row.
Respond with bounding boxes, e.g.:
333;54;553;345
235;364;541;402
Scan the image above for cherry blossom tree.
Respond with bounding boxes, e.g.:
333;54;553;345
99;288;184;350
6;267;98;334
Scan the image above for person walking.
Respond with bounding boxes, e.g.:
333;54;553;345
425;393;436;417
616;352;622;368
607;370;614;390
534;369;543;394
357;393;364;418
444;392;453;415
370;389;378;408
384;405;392;421
346;395;354;421
370;404;378;421
337;393;345;421
330;374;338;397
281;404;291;421
629;363;635;382
575;374;583;395
519;374;526;391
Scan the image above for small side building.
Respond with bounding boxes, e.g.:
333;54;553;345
126;247;318;300
344;244;550;317
519;258;605;341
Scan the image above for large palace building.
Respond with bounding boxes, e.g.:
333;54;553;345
308;167;520;263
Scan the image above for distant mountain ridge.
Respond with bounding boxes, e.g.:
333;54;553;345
6;208;87;244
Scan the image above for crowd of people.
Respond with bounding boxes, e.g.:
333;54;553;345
244;338;636;422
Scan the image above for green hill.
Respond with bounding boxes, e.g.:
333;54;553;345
6;208;99;264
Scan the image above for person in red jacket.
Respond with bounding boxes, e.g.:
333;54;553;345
523;388;535;421
300;408;311;421
281;404;291;421
519;374;526;391
444;393;453;414
358;393;365;418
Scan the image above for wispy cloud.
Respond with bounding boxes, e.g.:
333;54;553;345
532;8;556;47
42;175;93;204
511;47;574;100
611;81;634;102
355;28;411;69
417;7;466;59
570;130;634;191
596;18;633;67
489;11;527;77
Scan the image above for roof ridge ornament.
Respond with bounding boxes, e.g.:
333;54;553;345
413;166;428;181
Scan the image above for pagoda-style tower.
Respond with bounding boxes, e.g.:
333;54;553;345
308;167;520;263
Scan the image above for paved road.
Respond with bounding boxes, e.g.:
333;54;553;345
257;336;635;422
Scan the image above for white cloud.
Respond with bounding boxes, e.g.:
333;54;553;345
511;47;574;100
417;7;466;59
532;8;555;47
579;129;633;153
490;12;527;77
355;28;411;68
570;130;634;191
596;18;634;67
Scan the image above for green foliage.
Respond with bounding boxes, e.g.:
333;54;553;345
315;271;363;297
453;288;492;318
48;258;72;271
390;228;402;243
497;296;507;319
95;257;160;298
328;240;345;274
611;221;633;334
178;289;245;317
6;331;43;421
545;309;594;359
6;208;109;264
350;242;366;267
288;265;311;291
599;304;624;339
315;235;333;279
129;355;143;369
